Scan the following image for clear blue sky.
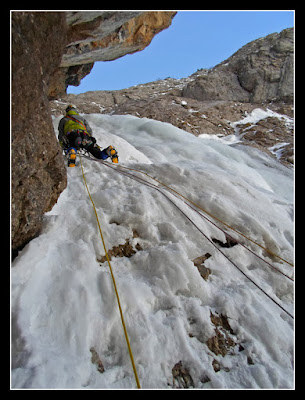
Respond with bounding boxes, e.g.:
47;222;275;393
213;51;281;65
67;10;294;94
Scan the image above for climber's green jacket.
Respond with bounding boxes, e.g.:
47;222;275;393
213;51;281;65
58;109;93;147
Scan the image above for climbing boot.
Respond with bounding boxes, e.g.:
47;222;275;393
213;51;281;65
67;148;77;167
106;146;118;163
111;148;118;163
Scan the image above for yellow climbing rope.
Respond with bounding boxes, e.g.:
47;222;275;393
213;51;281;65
79;156;141;389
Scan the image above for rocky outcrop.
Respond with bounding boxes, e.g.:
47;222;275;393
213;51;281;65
50;28;294;166
182;28;294;103
48;11;177;99
12;12;68;255
51;27;294;117
11;11;176;257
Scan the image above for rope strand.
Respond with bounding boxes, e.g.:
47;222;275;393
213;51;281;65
79;156;141;389
90;156;293;319
105;161;294;267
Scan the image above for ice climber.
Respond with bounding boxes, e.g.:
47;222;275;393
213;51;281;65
58;104;118;167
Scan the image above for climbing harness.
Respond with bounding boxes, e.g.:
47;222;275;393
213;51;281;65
79;156;141;389
82;154;294;319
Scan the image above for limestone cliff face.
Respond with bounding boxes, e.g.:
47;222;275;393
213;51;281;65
12;12;68;254
11;11;176;257
182;28;294;103
48;11;177;98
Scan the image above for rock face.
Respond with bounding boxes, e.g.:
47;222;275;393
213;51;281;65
11;12;68;255
48;11;177;99
51;28;294;166
182;28;294;103
11;11;176;257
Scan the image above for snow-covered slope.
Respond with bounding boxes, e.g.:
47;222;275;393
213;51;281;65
11;114;294;389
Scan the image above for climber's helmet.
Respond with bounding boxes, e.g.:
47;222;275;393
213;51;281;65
65;104;78;114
